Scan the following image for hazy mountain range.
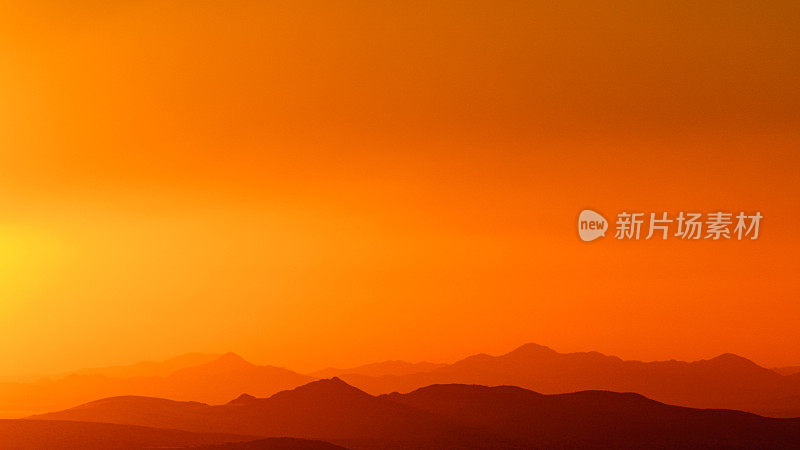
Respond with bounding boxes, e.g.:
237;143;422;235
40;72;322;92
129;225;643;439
0;353;311;418
2;343;800;447
332;343;800;417
4;343;800;419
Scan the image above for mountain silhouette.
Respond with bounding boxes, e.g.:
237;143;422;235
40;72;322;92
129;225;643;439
30;378;491;448
0;353;312;418
384;384;800;447
334;343;800;417
227;393;258;406
30;378;800;448
157;353;313;403
7;343;800;421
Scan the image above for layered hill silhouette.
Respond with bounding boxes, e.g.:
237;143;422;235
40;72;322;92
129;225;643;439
332;343;800;417
31;378;488;448
7;343;800;420
0;353;311;418
30;378;800;448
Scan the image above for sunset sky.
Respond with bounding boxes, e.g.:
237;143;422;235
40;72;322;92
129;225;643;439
1;1;799;376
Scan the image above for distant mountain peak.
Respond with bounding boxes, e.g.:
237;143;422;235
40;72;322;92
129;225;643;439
507;343;558;357
166;352;259;381
227;393;258;405
713;352;747;360
706;352;761;368
316;376;357;390
268;377;372;403
203;352;254;369
217;352;249;363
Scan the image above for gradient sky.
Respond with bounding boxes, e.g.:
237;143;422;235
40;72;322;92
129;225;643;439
1;1;799;376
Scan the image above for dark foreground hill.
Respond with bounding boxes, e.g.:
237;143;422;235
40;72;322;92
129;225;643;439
385;384;800;448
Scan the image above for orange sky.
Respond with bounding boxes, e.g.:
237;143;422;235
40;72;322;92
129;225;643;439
1;1;799;376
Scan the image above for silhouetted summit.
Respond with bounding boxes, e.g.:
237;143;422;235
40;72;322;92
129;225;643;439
703;352;768;371
266;378;374;406
506;342;558;357
175;353;254;374
227;394;257;406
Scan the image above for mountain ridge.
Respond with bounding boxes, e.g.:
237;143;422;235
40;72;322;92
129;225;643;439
6;343;800;419
28;378;800;448
333;342;800;416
